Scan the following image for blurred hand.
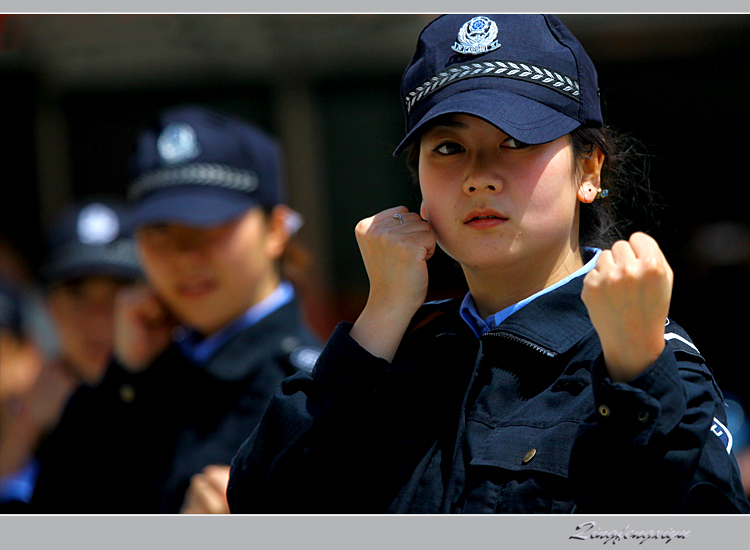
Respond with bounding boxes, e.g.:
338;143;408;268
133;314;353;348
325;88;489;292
0;361;76;477
582;232;673;383
114;285;177;373
351;206;436;361
0;334;44;404
180;465;231;514
21;360;78;429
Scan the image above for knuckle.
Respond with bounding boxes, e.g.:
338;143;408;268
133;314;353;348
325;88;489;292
631;230;652;243
611;239;629;251
642;258;660;274
622;263;640;279
582;276;600;294
355;217;374;236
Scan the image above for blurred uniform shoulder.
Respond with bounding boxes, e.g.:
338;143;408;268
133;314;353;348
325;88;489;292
406;298;460;337
277;332;323;375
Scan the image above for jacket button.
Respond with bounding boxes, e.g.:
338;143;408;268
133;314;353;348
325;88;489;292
522;448;537;464
637;411;650;422
119;384;135;403
598;404;611;417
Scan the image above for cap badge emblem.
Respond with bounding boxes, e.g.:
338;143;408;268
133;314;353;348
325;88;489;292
157;122;201;164
77;203;120;244
452;16;500;55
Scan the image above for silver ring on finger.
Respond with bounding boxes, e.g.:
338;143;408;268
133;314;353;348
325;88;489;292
393;213;404;225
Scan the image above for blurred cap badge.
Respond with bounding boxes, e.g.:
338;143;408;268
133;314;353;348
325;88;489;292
290;346;321;373
452;16;501;55
77;203;120;244
157;122;201;164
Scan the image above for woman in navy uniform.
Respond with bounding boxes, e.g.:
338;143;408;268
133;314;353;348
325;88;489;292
227;15;749;513
31;105;322;513
1;198;142;511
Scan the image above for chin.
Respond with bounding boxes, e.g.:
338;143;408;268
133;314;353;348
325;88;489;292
441;242;513;269
186;311;233;336
75;360;108;384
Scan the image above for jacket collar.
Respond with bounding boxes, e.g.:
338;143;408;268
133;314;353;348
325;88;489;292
197;297;309;381
437;276;594;357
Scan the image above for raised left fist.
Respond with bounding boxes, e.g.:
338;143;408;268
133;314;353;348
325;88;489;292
582;232;674;383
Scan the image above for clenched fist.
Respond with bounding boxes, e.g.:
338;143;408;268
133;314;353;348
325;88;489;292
180;465;231;514
350;206;437;362
582;232;673;383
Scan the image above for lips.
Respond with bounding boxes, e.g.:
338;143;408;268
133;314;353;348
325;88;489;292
177;279;216;298
464;209;508;228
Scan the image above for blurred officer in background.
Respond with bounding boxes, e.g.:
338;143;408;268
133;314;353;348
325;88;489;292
0;278;44;511
1;198;142;510
31;104;322;513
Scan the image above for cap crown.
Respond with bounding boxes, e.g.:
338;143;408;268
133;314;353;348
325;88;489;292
42;198;141;284
397;14;602;151
128;105;283;207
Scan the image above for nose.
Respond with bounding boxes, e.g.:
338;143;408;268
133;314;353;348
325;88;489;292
463;179;500;194
462;154;503;195
171;234;209;258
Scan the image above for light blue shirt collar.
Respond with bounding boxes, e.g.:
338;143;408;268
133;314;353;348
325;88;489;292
176;280;295;364
0;459;38;504
460;248;602;338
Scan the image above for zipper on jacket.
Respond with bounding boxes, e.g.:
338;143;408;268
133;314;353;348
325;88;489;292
483;331;558;358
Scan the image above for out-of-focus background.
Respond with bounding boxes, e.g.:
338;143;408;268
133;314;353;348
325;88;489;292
1;14;749;410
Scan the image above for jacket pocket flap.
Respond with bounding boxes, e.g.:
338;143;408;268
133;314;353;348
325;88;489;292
470;421;579;478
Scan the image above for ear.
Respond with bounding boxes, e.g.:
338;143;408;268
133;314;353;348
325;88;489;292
576;145;605;204
264;205;294;260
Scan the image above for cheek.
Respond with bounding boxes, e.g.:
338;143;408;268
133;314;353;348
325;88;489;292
419;172;455;224
138;245;176;288
518;161;579;220
48;297;79;331
419;196;447;237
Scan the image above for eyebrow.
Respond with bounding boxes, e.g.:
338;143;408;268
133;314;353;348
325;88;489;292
425;117;468;131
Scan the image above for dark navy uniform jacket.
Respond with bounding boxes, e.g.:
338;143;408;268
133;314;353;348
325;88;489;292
228;277;750;514
31;298;320;513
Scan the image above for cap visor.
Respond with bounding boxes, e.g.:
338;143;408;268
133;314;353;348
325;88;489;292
43;242;142;284
131;187;257;228
394;89;581;155
46;263;143;284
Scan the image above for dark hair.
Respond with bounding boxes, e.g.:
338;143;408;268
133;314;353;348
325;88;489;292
259;205;314;292
404;124;654;250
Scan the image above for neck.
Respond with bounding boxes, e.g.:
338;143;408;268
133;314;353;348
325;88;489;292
198;272;282;338
463;245;584;321
251;272;282;311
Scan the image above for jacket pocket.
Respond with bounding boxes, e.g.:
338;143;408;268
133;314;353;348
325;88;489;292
464;421;579;513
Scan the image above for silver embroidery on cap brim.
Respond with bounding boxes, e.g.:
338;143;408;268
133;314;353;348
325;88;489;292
128;163;259;200
43;240;140;279
452;16;501;55
405;60;580;115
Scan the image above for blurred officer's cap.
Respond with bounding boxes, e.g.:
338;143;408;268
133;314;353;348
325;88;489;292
0;277;24;336
41;198;142;285
127;104;285;228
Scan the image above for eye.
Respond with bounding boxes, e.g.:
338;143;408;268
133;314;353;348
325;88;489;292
433;141;465;155
501;137;530;149
138;225;170;244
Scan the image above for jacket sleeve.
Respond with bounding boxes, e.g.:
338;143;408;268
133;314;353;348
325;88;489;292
227;322;394;513
570;323;750;513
